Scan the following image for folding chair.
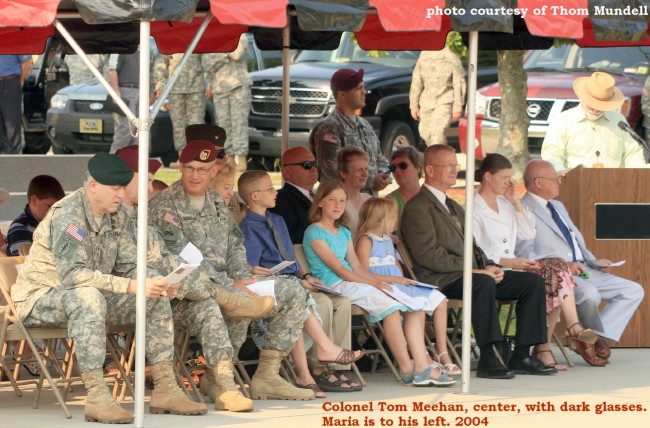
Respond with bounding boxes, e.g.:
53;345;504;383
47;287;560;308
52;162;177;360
0;256;73;418
395;240;464;366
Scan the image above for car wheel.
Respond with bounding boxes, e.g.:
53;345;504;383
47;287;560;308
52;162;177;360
52;144;73;154
160;149;179;167
22;132;52;154
381;120;415;158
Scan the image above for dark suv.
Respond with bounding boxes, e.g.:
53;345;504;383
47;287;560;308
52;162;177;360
45;35;282;165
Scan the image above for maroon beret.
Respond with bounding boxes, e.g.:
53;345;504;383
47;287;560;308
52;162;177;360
115;145;162;174
179;140;219;163
185;124;226;147
330;68;364;92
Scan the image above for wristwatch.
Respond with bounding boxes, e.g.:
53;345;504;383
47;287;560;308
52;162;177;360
300;272;312;280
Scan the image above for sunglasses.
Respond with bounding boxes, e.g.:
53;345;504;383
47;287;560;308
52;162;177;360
283;160;317;170
389;162;410;172
216;149;227;159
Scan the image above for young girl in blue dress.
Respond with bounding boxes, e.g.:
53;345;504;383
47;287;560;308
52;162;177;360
354;197;461;376
303;180;455;387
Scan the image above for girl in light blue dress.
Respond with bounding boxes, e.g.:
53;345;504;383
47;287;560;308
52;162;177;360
354;197;461;376
303;180;455;387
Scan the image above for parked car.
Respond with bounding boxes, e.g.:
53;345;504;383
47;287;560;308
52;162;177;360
45;34;280;165
459;44;650;159
247;33;499;159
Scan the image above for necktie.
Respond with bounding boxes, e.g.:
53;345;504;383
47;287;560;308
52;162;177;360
547;201;577;261
308;190;315;201
267;217;293;262
445;196;463;231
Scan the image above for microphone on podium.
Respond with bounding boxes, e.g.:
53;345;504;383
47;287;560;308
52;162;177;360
617;121;647;146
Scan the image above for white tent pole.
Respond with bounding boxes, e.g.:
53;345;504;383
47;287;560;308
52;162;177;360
134;21;152;428
281;20;291;158
54;20;136;121
151;12;213;119
461;30;479;394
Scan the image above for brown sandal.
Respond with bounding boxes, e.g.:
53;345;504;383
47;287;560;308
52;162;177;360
566;322;598;345
318;349;364;366
296;382;326;398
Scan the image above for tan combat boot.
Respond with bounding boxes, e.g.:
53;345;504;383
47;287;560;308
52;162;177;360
149;361;208;415
200;361;254;412
235;155;248;172
250;350;315;400
214;288;275;321
81;369;133;424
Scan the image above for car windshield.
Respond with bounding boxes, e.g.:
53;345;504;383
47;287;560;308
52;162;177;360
524;45;649;75
295;32;419;68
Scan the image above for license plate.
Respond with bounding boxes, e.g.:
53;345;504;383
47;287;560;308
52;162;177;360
79;118;102;133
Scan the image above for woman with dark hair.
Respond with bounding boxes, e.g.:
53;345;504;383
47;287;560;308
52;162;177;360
386;147;424;214
472;153;597;370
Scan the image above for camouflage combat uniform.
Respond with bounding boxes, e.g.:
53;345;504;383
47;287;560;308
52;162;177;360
410;47;466;146
11;189;174;372
65;54;110;85
149;181;308;353
202;34;252;157
309;107;390;194
153;54;206;152
642;75;650;138
120;203;234;366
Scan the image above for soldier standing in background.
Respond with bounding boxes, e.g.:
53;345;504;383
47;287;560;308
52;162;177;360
0;54;32;154
108;51;140;153
409;46;466;146
202;33;251;172
154;53;206;167
64;54;109;85
10;153;207;424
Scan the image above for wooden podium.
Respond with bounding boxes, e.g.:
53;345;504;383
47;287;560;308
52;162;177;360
558;166;650;347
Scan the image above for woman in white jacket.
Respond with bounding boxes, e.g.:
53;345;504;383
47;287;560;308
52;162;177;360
472;154;596;370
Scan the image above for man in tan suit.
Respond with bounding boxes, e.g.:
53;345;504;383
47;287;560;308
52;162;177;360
401;144;550;379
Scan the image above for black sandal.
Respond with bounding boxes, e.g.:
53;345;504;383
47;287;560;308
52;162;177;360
331;370;362;391
312;370;355;392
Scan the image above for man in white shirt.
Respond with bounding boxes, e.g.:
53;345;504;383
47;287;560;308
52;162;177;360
541;72;646;172
517;160;644;364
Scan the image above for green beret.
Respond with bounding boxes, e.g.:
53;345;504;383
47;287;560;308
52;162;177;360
88;153;134;186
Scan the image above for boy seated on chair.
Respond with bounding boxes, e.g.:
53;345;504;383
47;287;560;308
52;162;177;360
238;170;362;396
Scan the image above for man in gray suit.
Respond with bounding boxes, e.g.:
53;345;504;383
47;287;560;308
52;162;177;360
402;144;551;379
516;160;644;364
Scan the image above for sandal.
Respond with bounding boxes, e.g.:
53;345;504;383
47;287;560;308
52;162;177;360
398;369;413;385
331;370;362;391
296;382;327;398
532;349;567;371
318;349;365;366
412;365;456;387
312;370;355;392
436;351;461;376
566;322;597;345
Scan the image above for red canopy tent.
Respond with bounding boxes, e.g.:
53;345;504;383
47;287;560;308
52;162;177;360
1;1;648;424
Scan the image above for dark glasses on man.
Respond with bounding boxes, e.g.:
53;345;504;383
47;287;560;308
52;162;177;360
389;162;409;172
217;149;227;159
283;161;317;170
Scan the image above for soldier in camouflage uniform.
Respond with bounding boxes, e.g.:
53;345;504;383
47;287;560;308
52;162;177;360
409;47;466;146
309;68;391;195
149;136;314;401
115;145;254;412
202;33;251;172
153;54;206;160
64;54;109;85
642;75;650;141
11;153;206;424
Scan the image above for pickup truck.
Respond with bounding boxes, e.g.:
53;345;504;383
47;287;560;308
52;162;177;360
459;44;650;159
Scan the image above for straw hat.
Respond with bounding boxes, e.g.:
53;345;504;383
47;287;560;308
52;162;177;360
573;72;624;112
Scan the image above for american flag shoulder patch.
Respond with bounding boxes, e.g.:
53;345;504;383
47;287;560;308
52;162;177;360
65;223;86;242
323;133;338;144
163;212;181;227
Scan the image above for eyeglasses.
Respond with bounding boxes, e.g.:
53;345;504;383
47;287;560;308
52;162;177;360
182;165;214;175
430;163;461;171
216;149;227;159
283;160;317;170
389;162;410;172
536;176;562;184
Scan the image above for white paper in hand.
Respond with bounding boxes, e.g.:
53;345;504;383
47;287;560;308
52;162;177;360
309;282;344;296
592;260;626;268
179;242;203;265
269;260;295;274
382;286;426;311
247;280;277;305
164;263;199;286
